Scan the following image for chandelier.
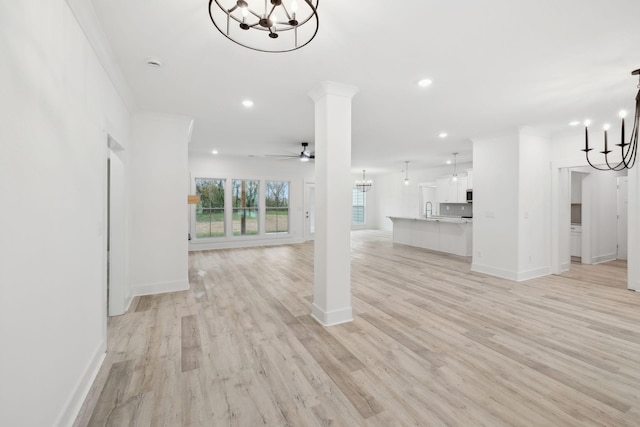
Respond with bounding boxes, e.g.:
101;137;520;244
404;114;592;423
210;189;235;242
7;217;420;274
582;68;639;170
355;170;372;192
208;0;319;53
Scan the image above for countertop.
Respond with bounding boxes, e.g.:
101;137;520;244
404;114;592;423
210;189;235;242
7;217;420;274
388;216;473;224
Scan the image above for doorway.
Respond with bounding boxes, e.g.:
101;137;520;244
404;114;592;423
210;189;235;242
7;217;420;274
106;136;127;316
554;166;628;286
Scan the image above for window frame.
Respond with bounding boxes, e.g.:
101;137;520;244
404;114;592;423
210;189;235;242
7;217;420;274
232;178;260;236
352;188;366;225
194;177;226;239
265;180;290;234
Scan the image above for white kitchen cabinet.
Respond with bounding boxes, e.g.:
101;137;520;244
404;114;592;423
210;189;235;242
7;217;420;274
436;178;451;204
456;176;468;201
570;225;582;257
437;176;468;203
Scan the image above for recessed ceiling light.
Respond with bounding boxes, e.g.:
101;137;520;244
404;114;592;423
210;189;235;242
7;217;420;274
211;149;218;155
439;132;448;138
418;79;432;88
242;100;254;108
568;121;580;126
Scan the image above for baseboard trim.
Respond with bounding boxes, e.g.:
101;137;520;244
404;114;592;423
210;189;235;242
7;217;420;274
189;236;305;251
311;303;353;327
55;341;106;427
516;266;552;281
592;253;617;265
471;263;551;282
132;279;189;296
471;263;519;281
123;294;134;313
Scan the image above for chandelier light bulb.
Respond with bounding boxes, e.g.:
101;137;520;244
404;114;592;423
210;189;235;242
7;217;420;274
291;1;298;12
584;119;591;127
619;110;628;119
404;178;410;186
603;123;610;131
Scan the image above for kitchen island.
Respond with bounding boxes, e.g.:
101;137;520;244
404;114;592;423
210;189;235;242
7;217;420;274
388;216;472;257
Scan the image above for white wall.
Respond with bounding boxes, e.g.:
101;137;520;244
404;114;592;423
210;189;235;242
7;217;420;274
0;2;131;426
517;127;552;279
189;154;315;250
128;113;192;296
471;131;520;279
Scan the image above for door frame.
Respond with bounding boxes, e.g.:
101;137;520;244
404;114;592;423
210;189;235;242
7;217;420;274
106;135;128;316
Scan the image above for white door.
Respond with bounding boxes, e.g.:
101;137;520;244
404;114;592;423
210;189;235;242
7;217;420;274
304;182;315;241
617;176;628;260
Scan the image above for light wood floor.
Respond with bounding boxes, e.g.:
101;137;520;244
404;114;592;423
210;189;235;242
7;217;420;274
74;230;640;426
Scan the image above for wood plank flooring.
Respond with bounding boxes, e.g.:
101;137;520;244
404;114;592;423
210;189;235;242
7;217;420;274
74;230;640;426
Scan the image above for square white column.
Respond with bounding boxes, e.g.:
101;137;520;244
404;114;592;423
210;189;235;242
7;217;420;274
308;81;359;326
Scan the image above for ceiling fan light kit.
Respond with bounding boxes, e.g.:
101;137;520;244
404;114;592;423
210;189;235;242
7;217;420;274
582;68;639;170
208;0;319;53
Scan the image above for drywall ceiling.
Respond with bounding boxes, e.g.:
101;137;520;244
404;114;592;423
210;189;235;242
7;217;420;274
89;0;640;172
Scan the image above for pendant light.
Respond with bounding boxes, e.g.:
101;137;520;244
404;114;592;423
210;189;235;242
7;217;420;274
404;161;410;186
451;152;459;182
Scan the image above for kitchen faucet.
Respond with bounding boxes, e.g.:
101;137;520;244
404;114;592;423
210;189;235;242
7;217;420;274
425;201;433;218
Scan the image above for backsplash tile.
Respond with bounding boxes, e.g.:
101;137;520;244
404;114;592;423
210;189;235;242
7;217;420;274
439;203;473;217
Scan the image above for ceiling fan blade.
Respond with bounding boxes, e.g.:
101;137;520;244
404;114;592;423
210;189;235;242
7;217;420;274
265;154;300;158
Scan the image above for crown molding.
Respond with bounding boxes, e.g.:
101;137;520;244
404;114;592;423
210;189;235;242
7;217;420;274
65;0;136;113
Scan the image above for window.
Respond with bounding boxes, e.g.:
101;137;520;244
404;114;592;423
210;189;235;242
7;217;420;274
195;178;225;238
352;189;365;224
232;179;259;235
266;181;289;234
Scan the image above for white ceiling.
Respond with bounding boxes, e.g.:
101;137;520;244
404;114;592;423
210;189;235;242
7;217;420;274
89;0;640;173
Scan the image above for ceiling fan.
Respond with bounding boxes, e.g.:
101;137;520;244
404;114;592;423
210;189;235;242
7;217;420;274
267;142;315;162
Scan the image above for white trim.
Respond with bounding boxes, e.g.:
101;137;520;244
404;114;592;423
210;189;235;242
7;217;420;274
515;266;552;282
473;263;552;282
54;341;106;427
471;263;519;281
64;0;136;113
124;295;135;313
190;233;304;251
591;253;617;265
132;280;189;296
311;304;353;326
560;261;570;272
